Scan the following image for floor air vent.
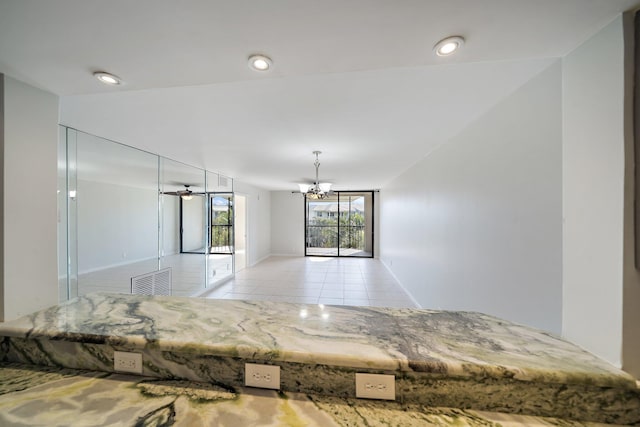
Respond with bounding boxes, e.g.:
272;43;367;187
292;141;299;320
131;268;172;296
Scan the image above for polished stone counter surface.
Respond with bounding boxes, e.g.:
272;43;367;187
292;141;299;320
1;293;639;423
0;363;628;426
0;293;633;388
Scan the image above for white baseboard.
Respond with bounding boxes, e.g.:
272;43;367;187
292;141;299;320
380;259;422;309
193;275;235;297
250;254;272;266
78;256;158;275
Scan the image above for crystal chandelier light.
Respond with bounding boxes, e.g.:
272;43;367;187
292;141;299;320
298;151;332;200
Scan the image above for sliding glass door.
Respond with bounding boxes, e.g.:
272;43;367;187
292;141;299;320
306;195;339;256
305;191;374;258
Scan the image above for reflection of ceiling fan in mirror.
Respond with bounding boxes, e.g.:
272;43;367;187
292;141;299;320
177;185;193;200
162;184;195;200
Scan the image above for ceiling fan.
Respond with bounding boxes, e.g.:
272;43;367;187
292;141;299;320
298;151;333;200
162;184;196;200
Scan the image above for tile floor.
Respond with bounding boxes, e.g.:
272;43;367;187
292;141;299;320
203;256;418;308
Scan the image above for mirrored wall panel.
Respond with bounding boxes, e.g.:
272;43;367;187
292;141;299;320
75;132;159;296
58;127;234;300
57;127;74;301
160;158;207;296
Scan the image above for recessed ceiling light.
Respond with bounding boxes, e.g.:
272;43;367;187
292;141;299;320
93;71;122;85
248;54;272;72
433;36;465;57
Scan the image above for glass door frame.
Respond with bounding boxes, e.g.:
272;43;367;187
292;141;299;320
304;191;375;258
209;192;234;255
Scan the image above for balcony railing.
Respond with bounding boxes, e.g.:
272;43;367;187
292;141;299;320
306;225;365;250
211;225;232;254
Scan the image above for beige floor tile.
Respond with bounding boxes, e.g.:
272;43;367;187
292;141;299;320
344;290;369;299
344;298;370;306
343;284;367;292
321;283;344;291
320;289;344;299
201;256;417;309
318;297;344;305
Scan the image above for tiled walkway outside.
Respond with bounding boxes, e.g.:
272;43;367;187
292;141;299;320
203;256;417;308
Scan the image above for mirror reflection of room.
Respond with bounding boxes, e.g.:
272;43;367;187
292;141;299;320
60;129;234;299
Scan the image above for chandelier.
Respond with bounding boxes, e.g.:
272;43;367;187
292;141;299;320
298;151;332;200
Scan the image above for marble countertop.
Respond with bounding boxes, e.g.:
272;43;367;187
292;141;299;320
0;362;626;427
0;292;634;390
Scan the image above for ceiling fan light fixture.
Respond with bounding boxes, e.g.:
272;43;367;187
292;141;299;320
93;71;122;85
298;183;311;193
433;36;465;57
319;182;332;192
248;54;272;71
178;184;193;201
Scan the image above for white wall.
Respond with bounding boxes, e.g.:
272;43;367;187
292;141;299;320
373;193;381;258
622;12;640;379
380;61;563;334
234;194;247;270
77;179;158;273
270;191;306;256
562;16;625;367
1;75;59;321
233;180;271;266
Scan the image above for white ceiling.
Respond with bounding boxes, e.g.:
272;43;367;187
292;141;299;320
2;0;639;190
